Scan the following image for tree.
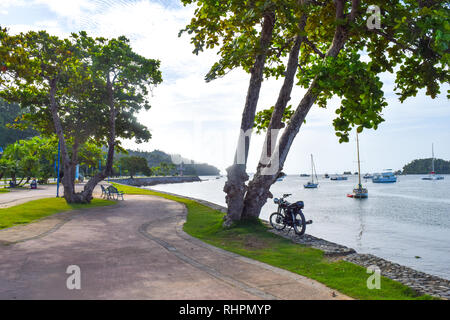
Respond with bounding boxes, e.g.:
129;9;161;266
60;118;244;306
403;158;450;174
182;0;449;225
0;98;37;147
158;161;176;176
0;136;57;185
120;156;152;179
0;30;162;203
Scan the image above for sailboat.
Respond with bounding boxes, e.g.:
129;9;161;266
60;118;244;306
347;132;368;198
422;143;444;180
304;154;319;189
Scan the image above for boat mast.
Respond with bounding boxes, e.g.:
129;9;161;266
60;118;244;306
311;154;314;184
432;143;435;173
357;132;362;187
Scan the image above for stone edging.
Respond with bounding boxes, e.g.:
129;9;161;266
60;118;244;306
127;185;450;300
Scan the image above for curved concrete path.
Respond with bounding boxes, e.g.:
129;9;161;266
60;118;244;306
0;195;351;300
0;183;103;209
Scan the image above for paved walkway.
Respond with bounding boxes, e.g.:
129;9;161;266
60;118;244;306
0;195;351;300
0;184;103;209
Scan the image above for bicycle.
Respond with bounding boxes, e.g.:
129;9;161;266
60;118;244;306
269;193;312;236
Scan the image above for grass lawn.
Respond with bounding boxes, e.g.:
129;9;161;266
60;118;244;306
0;188;10;193
0;197;115;230
112;183;434;300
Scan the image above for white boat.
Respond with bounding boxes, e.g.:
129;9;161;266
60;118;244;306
422;143;444;180
304;154;318;189
372;170;397;183
348;132;368;198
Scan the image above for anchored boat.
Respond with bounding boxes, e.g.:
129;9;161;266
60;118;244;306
331;175;348;181
372;169;397;183
304;154;319;189
347;132;368;199
422;143;444;181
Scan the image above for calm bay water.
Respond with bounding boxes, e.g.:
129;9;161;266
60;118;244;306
147;175;450;280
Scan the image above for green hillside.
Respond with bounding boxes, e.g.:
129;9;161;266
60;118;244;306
119;149;221;176
403;158;450;174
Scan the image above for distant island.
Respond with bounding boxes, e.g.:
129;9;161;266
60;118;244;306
402;158;450;174
122;149;221;176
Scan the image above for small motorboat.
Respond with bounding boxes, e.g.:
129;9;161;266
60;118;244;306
324;173;330;179
363;174;373;179
331;175;348;181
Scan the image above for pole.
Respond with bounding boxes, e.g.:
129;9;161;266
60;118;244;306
432;143;435;173
75;164;79;181
54;152;57;181
99;159;101;172
56;140;61;197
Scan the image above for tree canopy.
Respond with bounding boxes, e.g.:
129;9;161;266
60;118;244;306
119;156;152;179
0;98;37;147
182;0;450;224
0;28;162;203
403;158;450;174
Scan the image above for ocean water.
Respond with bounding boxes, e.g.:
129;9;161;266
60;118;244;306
147;175;450;280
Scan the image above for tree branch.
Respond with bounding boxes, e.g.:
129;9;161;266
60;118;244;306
304;37;325;58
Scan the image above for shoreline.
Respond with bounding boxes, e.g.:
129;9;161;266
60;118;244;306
111;176;201;187
140;186;449;299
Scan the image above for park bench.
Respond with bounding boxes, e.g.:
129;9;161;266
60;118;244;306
107;185;124;201
100;185;108;198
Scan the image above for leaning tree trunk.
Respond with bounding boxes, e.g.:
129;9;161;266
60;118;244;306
78;75;117;202
241;6;310;219
242;0;353;220
223;12;276;226
48;78;77;202
242;32;304;220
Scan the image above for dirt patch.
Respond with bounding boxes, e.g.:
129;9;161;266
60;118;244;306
240;234;272;250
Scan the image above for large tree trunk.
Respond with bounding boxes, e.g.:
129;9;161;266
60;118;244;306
48;77;116;204
223;12;276;226
242;0;354;220
77;75;117;202
242;13;307;220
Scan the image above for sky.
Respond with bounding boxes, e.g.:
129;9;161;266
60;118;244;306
1;0;449;174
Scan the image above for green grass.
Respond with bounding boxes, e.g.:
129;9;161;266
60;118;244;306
0;197;116;230
112;183;434;300
0;188;10;193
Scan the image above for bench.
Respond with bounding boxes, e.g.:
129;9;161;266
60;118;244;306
100;185;108;198
106;185;124;201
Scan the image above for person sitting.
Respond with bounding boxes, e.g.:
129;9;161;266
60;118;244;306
30;179;37;189
9;180;15;188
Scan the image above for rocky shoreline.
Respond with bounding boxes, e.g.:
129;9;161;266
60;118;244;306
112;176;201;187
135;187;450;299
270;228;450;299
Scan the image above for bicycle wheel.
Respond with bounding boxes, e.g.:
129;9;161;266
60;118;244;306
293;211;306;236
269;212;286;231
